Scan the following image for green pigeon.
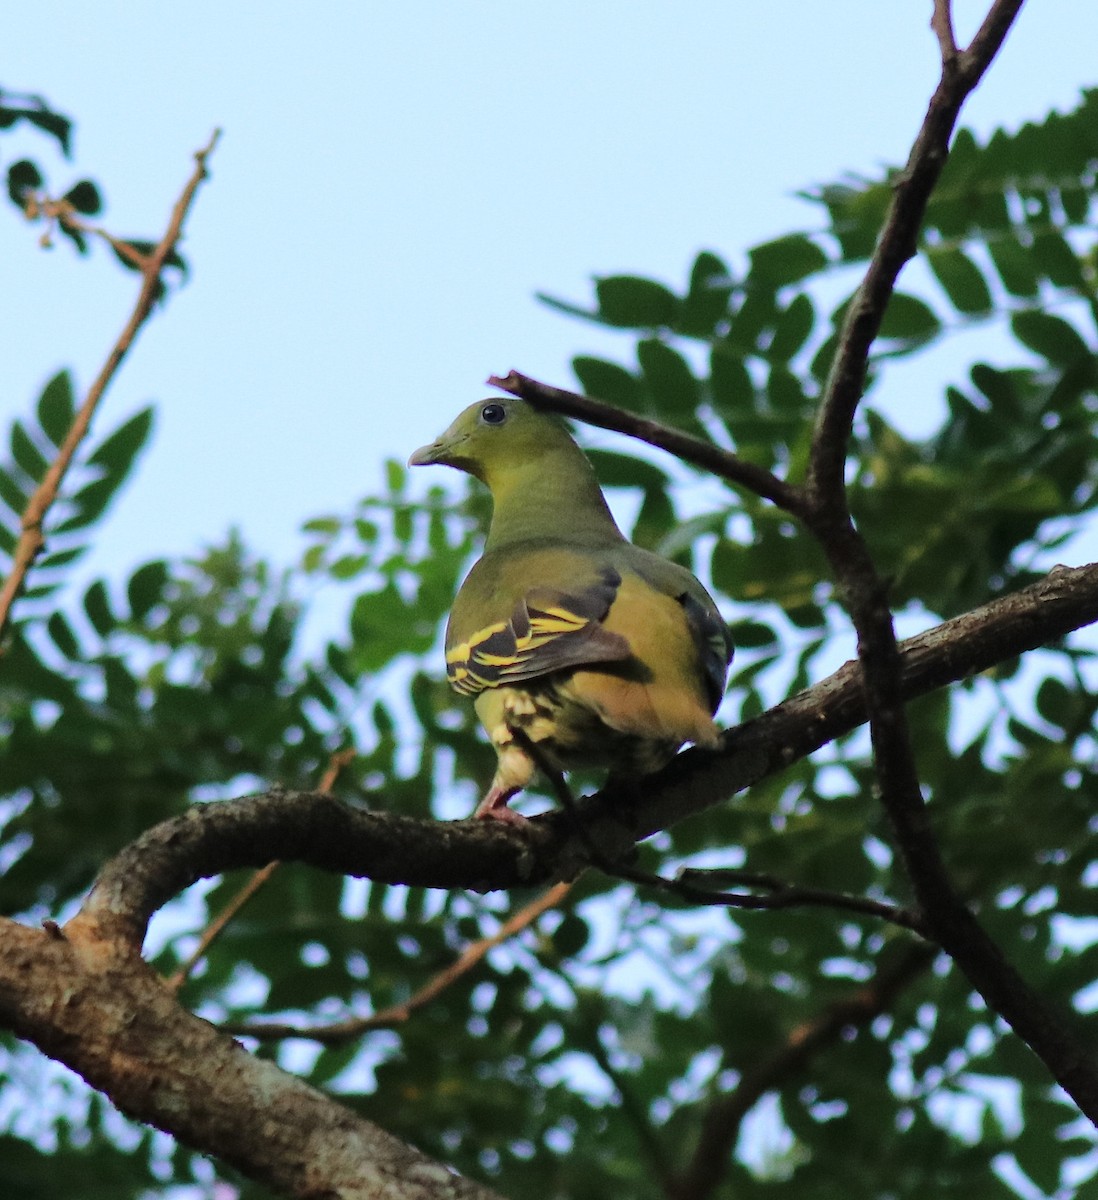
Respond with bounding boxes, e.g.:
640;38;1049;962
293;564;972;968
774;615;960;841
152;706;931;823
409;398;732;824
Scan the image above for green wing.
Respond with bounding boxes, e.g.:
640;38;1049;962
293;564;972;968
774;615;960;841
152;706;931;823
446;567;630;697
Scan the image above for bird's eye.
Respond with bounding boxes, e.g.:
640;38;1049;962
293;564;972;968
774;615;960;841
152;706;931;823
480;403;507;425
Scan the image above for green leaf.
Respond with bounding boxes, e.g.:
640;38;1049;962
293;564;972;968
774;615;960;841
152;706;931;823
725;286;780;355
302;516;341;535
83;580;116;636
572;357;643;410
1010;311;1090;365
7;158;43;206
1031;231;1086;289
23;106;72;153
732;619;778;648
927;245;992;314
585;450;669;492
878;292;941;342
552;913;590;957
766;293;816;361
56;478;116;532
709;348;754;413
46;611;81;659
748;234;828;286
63;179;102;215
0;466;29;516
594;275;678;328
126;561;169;621
38;547;84;572
329;554;369;580
677;250;733;337
987;236;1040;298
11;421;50;482
87;407;154;474
1034;676;1078;731
58;220;89;255
37;371;76;447
637;339;698;415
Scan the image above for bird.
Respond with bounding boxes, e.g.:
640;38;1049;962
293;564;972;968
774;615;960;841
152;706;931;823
408;397;733;824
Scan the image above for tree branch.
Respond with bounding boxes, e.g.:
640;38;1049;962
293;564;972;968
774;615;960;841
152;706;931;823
6;560;1096;1193
0;130;220;643
930;0;959;63
488;370;809;519
804;0;1023;506
790;0;1098;1129
0;918;505;1200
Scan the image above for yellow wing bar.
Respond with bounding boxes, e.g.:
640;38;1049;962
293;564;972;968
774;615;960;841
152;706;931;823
446;573;630;697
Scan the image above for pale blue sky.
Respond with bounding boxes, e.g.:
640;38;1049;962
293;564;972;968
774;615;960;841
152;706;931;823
2;3;1096;585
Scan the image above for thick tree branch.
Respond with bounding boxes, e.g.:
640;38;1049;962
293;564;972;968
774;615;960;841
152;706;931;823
488;370;809;518
0;919;504;1200
669;943;936;1200
0;130;220;643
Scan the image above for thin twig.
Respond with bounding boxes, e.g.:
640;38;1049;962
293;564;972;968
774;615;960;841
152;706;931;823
232;881;573;1043
164;861;280;995
24;194;154;269
166;747;354;994
0;129;221;643
488;370;809;518
930;0;959;62
522;729;926;934
662;867;926;935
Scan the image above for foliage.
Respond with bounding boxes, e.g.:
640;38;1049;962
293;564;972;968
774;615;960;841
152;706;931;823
3;87;1098;1200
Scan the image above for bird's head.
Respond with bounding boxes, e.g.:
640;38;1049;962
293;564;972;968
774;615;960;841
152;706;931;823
408;398;575;486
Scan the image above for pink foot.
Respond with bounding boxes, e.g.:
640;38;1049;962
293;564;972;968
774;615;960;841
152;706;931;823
473;787;528;825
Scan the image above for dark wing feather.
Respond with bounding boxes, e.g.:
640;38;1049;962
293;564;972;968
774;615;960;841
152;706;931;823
679;590;734;713
446;568;630;697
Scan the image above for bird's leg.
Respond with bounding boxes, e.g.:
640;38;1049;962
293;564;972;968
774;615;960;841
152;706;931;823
474;734;536;824
473;784;529;825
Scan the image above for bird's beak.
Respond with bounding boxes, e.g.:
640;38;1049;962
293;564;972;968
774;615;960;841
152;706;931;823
408;438;444;467
409;426;466;468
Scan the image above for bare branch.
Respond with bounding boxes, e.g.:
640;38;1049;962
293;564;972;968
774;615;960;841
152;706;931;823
805;1;1023;508
488;370;809;519
931;0;958;62
234;881;572;1043
0;130;221;643
642;865;927;935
